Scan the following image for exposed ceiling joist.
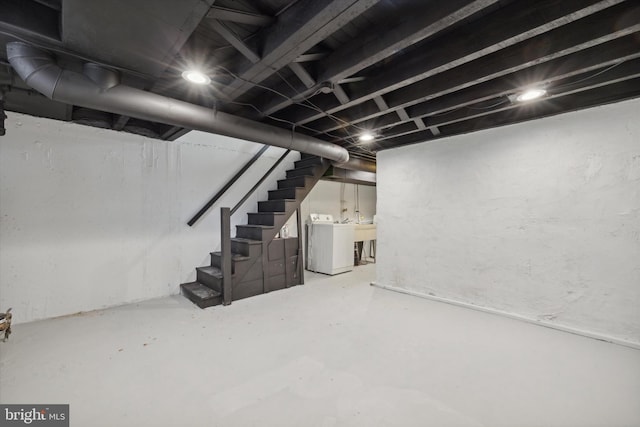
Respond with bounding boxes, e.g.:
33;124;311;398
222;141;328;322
319;33;640;139
396;108;410;122
379;76;640;149
306;1;639;136
206;6;274;26
352;36;640;138
414;118;427;130
288;62;315;89
219;0;381;100
256;0;503;117
286;0;627;127
378;61;640;144
209;19;261;63
2;0;638;158
326;47;640;142
162;126;191;141
333;85;350;104
113;115;130;131
373;96;388;111
294;52;329;62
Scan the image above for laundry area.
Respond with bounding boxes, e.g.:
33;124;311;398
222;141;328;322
301;180;377;276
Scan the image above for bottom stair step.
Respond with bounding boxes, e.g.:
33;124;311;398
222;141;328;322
181;282;223;309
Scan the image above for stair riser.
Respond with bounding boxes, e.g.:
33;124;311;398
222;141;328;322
294;157;324;169
268;187;304;200
231;240;262;258
258;200;294;212
236;226;266;241
180;285;222;309
210;253;225;271
277;176;309;189
286;166;316;178
247;213;282;226
196;270;223;292
210;254;247;274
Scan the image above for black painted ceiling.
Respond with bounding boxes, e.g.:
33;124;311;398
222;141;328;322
1;0;639;161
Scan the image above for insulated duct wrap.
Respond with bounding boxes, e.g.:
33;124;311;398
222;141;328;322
7;42;350;163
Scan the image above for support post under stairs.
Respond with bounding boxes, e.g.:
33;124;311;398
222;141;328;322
221;207;232;305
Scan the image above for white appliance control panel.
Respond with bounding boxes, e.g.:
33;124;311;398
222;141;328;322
309;213;334;224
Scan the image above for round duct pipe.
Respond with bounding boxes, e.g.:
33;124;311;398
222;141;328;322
7;42;349;163
332;157;376;173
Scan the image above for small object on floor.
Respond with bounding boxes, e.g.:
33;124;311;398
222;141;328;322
0;308;12;342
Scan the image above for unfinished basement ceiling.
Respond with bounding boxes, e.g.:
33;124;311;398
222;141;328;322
1;0;639;161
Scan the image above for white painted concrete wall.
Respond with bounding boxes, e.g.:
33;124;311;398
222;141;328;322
377;98;640;345
0;113;296;323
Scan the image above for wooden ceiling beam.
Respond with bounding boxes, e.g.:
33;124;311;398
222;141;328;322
209;19;261;63
374;60;640;148
219;0;380;100
318;34;640;139
281;0;628;127
309;4;640;136
288;62;315;89
206;6;274;26
256;0;502;117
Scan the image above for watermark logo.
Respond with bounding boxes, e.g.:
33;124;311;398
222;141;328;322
0;405;68;426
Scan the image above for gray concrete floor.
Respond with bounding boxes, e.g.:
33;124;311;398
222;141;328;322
1;264;639;427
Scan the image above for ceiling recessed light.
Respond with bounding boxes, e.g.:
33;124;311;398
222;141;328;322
182;70;211;85
516;88;547;102
359;132;375;142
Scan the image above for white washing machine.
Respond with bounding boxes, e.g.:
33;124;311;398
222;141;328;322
307;214;355;275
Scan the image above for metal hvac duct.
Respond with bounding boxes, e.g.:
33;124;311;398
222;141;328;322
6;42;349;163
333;157;376;173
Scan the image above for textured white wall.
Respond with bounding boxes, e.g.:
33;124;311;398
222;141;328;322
0;113;295;323
377;98;640;345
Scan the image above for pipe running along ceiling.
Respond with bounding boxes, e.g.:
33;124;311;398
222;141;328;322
2;0;638;164
6;42;350;164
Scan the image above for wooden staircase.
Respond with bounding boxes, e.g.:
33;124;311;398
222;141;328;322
180;155;331;308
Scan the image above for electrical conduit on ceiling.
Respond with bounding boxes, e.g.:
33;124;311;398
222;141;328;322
6;42;350;163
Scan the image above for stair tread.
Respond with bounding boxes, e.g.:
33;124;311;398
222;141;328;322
181;282;221;299
286;165;317;175
279;176;310;179
210;252;251;261
269;187;304;193
249;212;286;216
268;188;305;199
237;224;274;229
277;176;312;189
295;157;323;166
231;237;262;245
196;266;223;278
278;176;310;183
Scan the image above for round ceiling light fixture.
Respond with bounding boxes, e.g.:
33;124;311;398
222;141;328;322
182;70;211;85
359;132;375;142
515;88;547;102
